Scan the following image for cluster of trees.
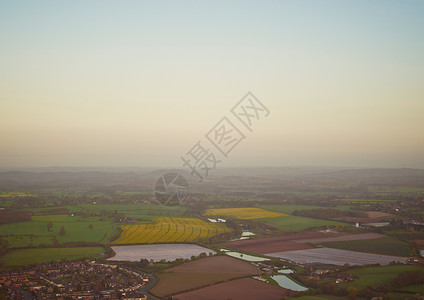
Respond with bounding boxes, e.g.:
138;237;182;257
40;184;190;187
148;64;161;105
390;270;424;289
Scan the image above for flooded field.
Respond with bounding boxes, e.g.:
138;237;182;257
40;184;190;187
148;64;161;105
109;244;215;262
230;231;256;241
267;248;407;266
225;251;270;262
278;268;294;274
271;275;308;291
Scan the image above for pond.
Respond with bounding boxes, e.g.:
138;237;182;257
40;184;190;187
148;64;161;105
207;218;227;223
225;251;270;262
230;231;255;241
278;269;294;274
271;275;308;291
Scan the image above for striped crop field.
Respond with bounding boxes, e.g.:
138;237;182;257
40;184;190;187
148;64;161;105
204;207;287;219
112;217;232;244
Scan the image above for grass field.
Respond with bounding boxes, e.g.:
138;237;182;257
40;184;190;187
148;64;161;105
257;215;346;231
204;207;287;219
343;265;424;289
402;283;424;293
66;203;188;220
32;214;69;222
322;236;410;257
0;247;105;269
112;217;231;244
0;215;117;248
339;198;397;203
259;205;333;214
258;204;353;214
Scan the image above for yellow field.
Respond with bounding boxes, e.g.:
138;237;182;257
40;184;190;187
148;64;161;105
112;217;231;245
0;193;35;197
204;207;287;219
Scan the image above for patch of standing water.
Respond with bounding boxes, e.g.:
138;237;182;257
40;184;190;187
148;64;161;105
271;275;308;291
225;251;270;262
230;231;256;241
207;218;227;223
241;231;255;237
278;269;294;274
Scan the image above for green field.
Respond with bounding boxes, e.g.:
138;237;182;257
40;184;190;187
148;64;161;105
401;283;424;293
3;235;55;248
256;215;346;231
1;204;188;250
64;203;188;219
339;198;397;203
343;265;424;289
0;247;105;269
258;205;333;214
259;204;352;214
32;214;69;222
322;236;410;257
0;215;117;248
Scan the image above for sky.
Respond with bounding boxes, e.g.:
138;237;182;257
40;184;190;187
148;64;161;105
1;0;423;169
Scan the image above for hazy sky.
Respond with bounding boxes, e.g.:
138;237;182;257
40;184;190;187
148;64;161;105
1;0;423;169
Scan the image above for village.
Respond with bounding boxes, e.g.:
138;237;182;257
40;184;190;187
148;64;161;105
0;260;149;299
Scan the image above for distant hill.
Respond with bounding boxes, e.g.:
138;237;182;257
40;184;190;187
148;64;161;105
298;168;424;187
0;167;422;191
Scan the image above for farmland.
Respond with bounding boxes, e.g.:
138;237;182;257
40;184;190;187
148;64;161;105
112;217;231;244
322;236;411;257
0;215;117;247
0;193;35;198
342;265;424;289
151;272;237;298
109;244;216;262
258;204;350;214
266;248;407;266
220;232;384;255
0;247;105;269
172;277;290;300
256;215;346;231
1;167;424;299
204;207;286;219
220;231;332;254
64;203;188;220
150;256;262;298
166;255;261;274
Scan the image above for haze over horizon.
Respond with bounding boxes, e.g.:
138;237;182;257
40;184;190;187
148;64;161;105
1;1;423;169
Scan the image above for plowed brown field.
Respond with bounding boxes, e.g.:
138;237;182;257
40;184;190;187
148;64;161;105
220;231;336;254
150;256;261;298
173;277;291;300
